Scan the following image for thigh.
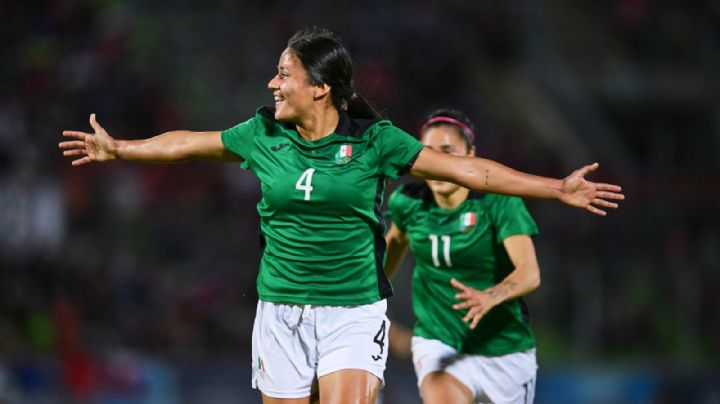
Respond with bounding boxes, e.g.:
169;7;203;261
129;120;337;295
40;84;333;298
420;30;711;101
318;369;380;404
261;392;319;404
420;371;473;404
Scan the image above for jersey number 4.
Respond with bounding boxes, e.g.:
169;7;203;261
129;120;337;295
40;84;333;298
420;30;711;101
428;234;452;267
295;168;316;201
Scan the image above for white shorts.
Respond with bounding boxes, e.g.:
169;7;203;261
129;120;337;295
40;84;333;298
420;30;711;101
412;336;537;404
251;299;390;399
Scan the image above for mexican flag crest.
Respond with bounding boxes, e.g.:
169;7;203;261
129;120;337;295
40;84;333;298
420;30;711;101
335;144;353;164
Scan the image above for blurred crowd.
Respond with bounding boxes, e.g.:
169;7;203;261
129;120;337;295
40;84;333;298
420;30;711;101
1;0;718;402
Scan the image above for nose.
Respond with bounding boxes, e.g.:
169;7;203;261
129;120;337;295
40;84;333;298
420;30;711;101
268;74;279;90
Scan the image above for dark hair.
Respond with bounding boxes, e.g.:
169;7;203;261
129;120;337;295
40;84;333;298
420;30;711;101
419;109;476;150
287;27;380;119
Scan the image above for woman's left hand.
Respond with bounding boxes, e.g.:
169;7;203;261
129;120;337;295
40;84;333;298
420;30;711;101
450;278;502;329
559;163;624;216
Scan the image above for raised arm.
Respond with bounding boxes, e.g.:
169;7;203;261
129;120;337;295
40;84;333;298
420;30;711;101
59;114;242;165
410;147;624;216
384;223;410;279
451;234;540;329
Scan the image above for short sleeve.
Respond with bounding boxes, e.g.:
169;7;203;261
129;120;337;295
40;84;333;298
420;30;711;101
387;187;411;232
374;124;424;179
486;196;539;243
221;117;259;169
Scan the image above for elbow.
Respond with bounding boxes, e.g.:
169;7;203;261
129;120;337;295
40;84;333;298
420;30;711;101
529;270;541;291
523;266;541;293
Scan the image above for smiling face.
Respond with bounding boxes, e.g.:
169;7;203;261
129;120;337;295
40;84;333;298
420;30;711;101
421;124;475;196
267;48;318;122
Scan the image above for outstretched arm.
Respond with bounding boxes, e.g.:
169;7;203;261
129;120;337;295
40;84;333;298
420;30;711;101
384;223;410;279
451;235;540;329
59;114;241;165
410;147;624;216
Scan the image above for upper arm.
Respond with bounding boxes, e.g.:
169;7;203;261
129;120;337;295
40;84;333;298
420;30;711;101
186;131;242;162
409;147;477;183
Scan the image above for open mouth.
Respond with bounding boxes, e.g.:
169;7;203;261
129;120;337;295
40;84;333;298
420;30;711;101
274;95;285;107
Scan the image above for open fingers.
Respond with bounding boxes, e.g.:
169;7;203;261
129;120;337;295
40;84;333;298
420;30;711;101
89;113;101;132
450;278;468;292
595;190;625;201
62;131;91;140
452;300;472;310
576;162;599;177
63;149;89;157
596;183;622;193
72;156;92;166
586;205;607;216
592;199;618;209
59;140;86;149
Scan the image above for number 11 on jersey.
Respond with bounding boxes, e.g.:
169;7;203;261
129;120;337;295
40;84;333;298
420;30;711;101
428;234;452;267
296;168;316;201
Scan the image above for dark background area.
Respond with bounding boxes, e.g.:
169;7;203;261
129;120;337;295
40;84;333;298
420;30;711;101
1;0;718;402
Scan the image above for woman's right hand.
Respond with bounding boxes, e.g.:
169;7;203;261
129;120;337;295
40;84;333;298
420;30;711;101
59;114;117;165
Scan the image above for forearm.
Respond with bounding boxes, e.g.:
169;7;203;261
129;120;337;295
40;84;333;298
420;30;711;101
484;265;540;304
457;157;563;200
384;239;408;279
115;130;234;163
411;150;564;200
384;226;409;279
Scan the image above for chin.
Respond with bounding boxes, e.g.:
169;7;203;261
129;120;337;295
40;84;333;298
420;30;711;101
427;181;458;196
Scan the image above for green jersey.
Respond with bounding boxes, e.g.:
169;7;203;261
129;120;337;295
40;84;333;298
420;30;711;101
221;107;424;306
387;183;539;356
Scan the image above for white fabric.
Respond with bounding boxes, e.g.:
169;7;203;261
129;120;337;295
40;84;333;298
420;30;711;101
412;336;537;404
252;299;390;398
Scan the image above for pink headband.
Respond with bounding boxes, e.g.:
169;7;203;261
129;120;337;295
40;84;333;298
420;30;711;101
419;116;475;145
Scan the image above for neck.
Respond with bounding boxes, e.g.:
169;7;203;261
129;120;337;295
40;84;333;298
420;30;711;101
296;105;340;141
433;187;471;210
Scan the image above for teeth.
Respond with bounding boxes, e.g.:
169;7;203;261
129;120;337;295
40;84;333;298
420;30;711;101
274;96;284;102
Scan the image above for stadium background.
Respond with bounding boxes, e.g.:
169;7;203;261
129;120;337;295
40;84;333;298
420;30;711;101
1;0;718;402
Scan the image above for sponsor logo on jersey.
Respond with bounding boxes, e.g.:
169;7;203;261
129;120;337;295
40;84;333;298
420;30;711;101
335;144;353;164
460;212;476;232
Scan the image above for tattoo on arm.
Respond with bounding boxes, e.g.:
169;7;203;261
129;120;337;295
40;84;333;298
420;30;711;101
486;281;517;302
485;169;489;186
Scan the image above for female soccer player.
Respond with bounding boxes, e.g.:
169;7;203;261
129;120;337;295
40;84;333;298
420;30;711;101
59;28;622;404
385;109;546;404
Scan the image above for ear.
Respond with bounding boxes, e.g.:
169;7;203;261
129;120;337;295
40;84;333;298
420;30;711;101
313;83;332;100
468;145;477;156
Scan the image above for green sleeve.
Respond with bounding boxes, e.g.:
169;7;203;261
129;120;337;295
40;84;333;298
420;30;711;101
487;196;539;243
374;123;424;179
387;186;410;232
221;116;259;169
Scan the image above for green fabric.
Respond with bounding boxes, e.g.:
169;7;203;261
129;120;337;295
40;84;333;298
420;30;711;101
388;184;539;355
221;108;424;305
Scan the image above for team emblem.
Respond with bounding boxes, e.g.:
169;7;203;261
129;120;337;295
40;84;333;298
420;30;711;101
459;212;476;232
335;144;353;164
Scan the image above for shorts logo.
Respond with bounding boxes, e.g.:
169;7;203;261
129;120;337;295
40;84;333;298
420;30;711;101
257;357;266;374
335;144;353;165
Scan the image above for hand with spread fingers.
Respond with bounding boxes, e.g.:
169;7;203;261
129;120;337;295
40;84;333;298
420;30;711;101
59;114;117;166
451;278;503;330
559;162;624;216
